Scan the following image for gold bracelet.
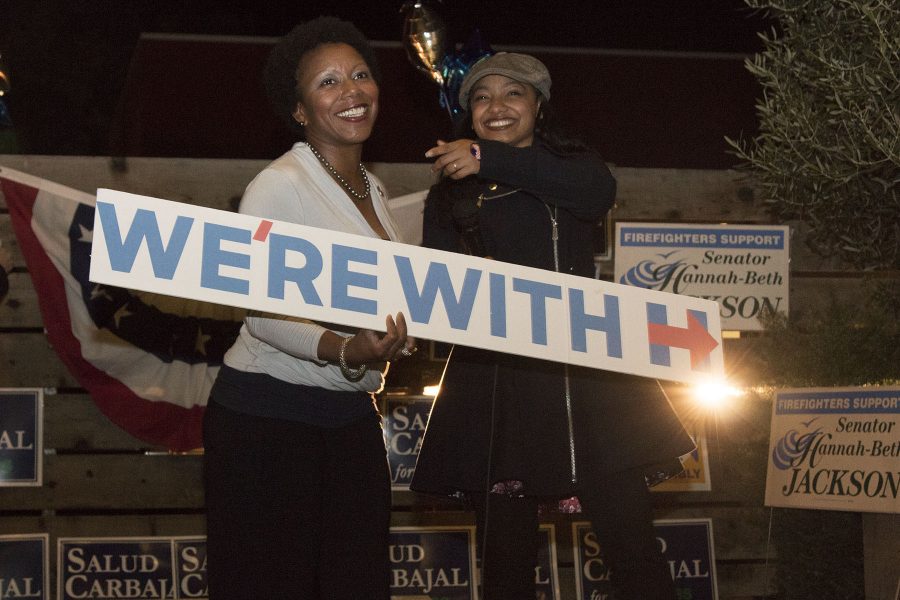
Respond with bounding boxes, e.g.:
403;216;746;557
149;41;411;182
339;335;368;381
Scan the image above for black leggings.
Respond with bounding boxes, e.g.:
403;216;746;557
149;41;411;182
203;401;391;600
471;467;675;600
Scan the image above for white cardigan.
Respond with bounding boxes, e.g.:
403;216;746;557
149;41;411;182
224;142;401;392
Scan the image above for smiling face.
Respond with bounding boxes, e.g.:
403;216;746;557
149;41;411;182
469;74;541;148
292;43;379;151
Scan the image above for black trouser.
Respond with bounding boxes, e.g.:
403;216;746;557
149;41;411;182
203;401;391;600
471;492;542;600
472;467;675;600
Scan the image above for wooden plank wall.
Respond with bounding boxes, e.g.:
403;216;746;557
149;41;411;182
0;155;893;599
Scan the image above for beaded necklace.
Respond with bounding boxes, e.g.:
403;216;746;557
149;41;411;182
307;143;370;202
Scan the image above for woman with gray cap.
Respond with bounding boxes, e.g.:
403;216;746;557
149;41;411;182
411;52;692;599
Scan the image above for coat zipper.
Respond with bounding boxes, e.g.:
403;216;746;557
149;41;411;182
545;204;577;485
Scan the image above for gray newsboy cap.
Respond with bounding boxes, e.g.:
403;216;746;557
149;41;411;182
458;52;552;110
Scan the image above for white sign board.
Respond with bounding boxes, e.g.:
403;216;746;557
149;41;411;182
614;223;790;331
766;387;899;514
89;190;724;384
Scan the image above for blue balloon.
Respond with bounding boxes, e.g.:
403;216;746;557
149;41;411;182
437;28;494;119
0;99;12;128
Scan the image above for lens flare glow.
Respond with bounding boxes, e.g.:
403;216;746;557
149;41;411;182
692;379;743;410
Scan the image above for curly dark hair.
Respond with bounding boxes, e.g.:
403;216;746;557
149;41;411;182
263;16;381;139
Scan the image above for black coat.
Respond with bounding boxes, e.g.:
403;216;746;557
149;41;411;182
410;140;695;497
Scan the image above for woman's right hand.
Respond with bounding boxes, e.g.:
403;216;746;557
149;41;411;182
426;139;481;180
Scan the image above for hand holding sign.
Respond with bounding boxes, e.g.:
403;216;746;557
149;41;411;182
332;312;418;366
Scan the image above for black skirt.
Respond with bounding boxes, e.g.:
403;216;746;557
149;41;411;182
411;346;695;498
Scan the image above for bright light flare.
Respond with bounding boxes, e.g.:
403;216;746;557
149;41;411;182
692;379;743;411
422;384;441;397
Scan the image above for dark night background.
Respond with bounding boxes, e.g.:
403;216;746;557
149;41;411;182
0;0;774;167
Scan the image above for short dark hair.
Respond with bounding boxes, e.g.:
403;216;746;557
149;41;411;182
263;16;381;138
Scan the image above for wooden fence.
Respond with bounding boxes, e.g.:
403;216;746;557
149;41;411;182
0;155;896;599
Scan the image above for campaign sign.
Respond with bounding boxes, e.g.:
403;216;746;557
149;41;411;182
653;421;712;492
615;223;789;331
389;526;477;600
173;538;207;600
766;387;900;514
536;524;560;600
572;522;613;599
0;534;49;600
0;388;42;486
573;519;718;600
89;190;724;385
58;538;174;600
654;520;719;600
383;395;433;490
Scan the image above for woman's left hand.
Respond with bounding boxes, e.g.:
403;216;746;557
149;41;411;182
351;312;418;363
426;139;481;180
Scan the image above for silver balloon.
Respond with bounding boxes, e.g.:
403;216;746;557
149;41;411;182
0;53;10;97
401;1;448;87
